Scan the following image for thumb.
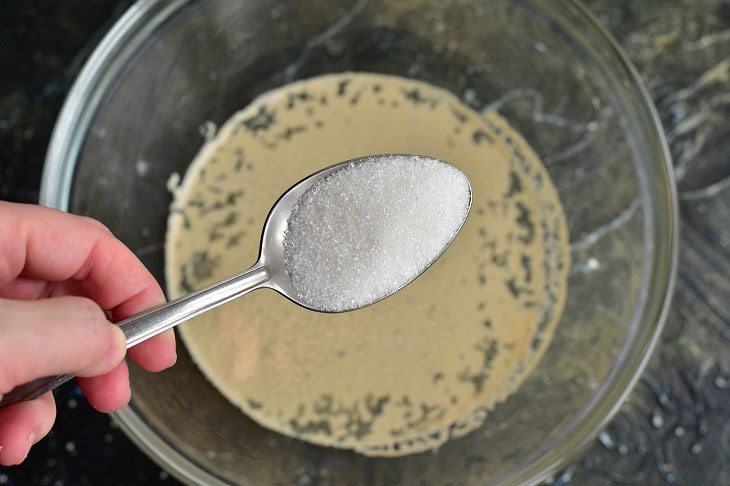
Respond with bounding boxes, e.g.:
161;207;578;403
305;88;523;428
0;296;127;396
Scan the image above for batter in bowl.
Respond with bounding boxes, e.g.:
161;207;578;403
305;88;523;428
165;73;570;456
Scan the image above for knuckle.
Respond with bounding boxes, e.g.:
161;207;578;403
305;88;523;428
79;215;112;236
69;296;107;332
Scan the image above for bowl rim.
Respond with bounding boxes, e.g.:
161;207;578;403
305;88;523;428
40;0;678;484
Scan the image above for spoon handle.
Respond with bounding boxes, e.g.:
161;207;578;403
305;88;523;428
0;264;270;409
120;263;270;347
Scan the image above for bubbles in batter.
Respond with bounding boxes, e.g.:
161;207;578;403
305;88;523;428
165;72;570;456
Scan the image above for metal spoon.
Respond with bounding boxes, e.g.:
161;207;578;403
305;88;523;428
0;154;471;409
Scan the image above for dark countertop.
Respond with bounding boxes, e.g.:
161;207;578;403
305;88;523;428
1;1;729;484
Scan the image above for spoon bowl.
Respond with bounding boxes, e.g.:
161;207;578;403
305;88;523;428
261;154;472;312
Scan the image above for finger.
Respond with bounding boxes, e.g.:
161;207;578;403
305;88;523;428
111;277;177;373
0;297;126;394
0;202;156;309
128;329;177;372
0;276;47;300
0;277;176;373
0;278;87;301
0;392;55;466
0;202;176;371
77;360;130;413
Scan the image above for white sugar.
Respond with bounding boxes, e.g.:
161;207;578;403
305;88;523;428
283;155;471;312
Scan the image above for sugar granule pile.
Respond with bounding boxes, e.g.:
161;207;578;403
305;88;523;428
283;155;471;312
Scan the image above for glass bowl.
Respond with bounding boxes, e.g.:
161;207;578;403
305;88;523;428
41;0;677;484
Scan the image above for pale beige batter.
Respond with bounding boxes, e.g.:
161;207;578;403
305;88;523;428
165;73;570;456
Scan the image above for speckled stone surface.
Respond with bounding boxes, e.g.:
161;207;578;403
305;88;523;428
1;1;729;485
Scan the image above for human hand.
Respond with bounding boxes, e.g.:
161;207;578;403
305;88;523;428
0;202;177;466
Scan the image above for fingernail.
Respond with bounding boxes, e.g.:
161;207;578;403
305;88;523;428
25;432;36;458
106;326;126;365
